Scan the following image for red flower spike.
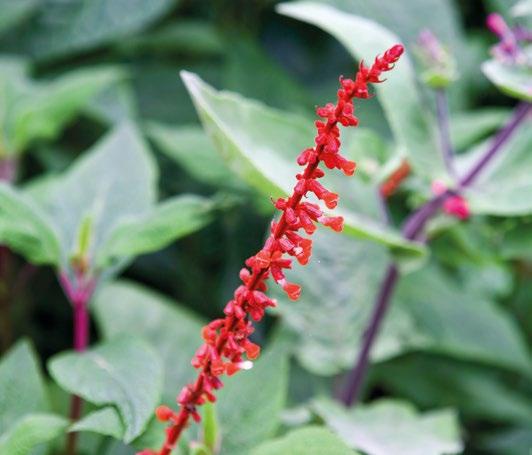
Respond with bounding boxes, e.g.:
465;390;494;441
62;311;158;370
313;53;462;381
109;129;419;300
141;43;404;455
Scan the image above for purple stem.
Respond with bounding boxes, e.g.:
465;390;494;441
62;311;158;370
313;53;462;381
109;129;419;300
59;271;95;455
435;89;456;178
0;157;18;183
340;101;531;406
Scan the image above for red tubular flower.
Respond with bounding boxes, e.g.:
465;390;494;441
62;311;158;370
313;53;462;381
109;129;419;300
380;158;411;198
140;44;404;455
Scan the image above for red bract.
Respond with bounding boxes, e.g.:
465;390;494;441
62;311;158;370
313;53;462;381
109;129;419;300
140;44;404;455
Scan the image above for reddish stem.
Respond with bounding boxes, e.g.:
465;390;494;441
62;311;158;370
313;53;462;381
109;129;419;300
59;271;95;455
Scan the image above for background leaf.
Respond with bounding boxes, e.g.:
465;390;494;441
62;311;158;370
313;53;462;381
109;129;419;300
313;398;463;455
48;336;163;442
251;425;357;455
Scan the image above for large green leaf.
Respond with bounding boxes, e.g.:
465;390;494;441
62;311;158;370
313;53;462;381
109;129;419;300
251;426;357;455
93;281;204;404
97;195;215;267
482;59;532;102
13;0;178;60
275;230;426;376
0;413;68;455
277;1;442;179
313;398;463;455
463;127;532;216
0;60;122;155
0;340;49;434
25;122;156;270
0;184;61;265
48;336;163;442
217;338;289;455
181;71;424;258
394;266;532;374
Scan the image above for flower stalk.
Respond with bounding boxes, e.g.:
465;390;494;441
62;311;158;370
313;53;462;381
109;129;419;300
139;44;405;455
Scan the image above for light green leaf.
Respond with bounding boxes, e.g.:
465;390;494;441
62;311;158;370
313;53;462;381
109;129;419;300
0;340;49;433
0;0;37;35
70;407;124;440
97;194;214;266
17;0;178;59
181;71;425;258
394;266;532;374
0;183;61;265
450;108;509;151
147;122;246;191
217;338;290;455
1;62;123;155
463;127;532;216
251;426;357;455
277;1;442;179
26;122;157;270
313;398;463;455
48;336;163;442
0;413;68;455
482;59;532;102
92;281;204;403
275;229;426;376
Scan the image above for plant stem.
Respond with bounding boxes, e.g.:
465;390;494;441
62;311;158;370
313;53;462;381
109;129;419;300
0;157;18;183
59;272;94;455
339;264;398;406
435;89;456;178
340;101;531;406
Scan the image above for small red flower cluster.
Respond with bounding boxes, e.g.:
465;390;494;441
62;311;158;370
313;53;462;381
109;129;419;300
380;158;411;198
138;44;404;455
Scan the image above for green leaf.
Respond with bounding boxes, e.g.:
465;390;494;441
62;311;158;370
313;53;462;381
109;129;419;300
97;194;214;267
0;0;37;35
70;407;124;440
275;230;426;376
0;61;123;155
202;403;219;453
374;354;532;424
462;127;532;216
450;108;509;151
0;184;61;265
181;71;425;258
277;1;442;179
251;426;357;455
0;413;68;455
0;340;49;433
26;122;156;270
147;123;246;191
48;336;163;442
16;0;178;60
482;59;532;102
217;338;290;455
394;266;532;374
313;398;463;455
92;281;204;403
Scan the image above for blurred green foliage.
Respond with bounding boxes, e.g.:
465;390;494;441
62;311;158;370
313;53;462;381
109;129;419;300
0;1;530;454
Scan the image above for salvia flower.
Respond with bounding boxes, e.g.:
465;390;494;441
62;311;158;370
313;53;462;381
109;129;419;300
431;180;470;220
139;44;404;455
416;29;458;88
